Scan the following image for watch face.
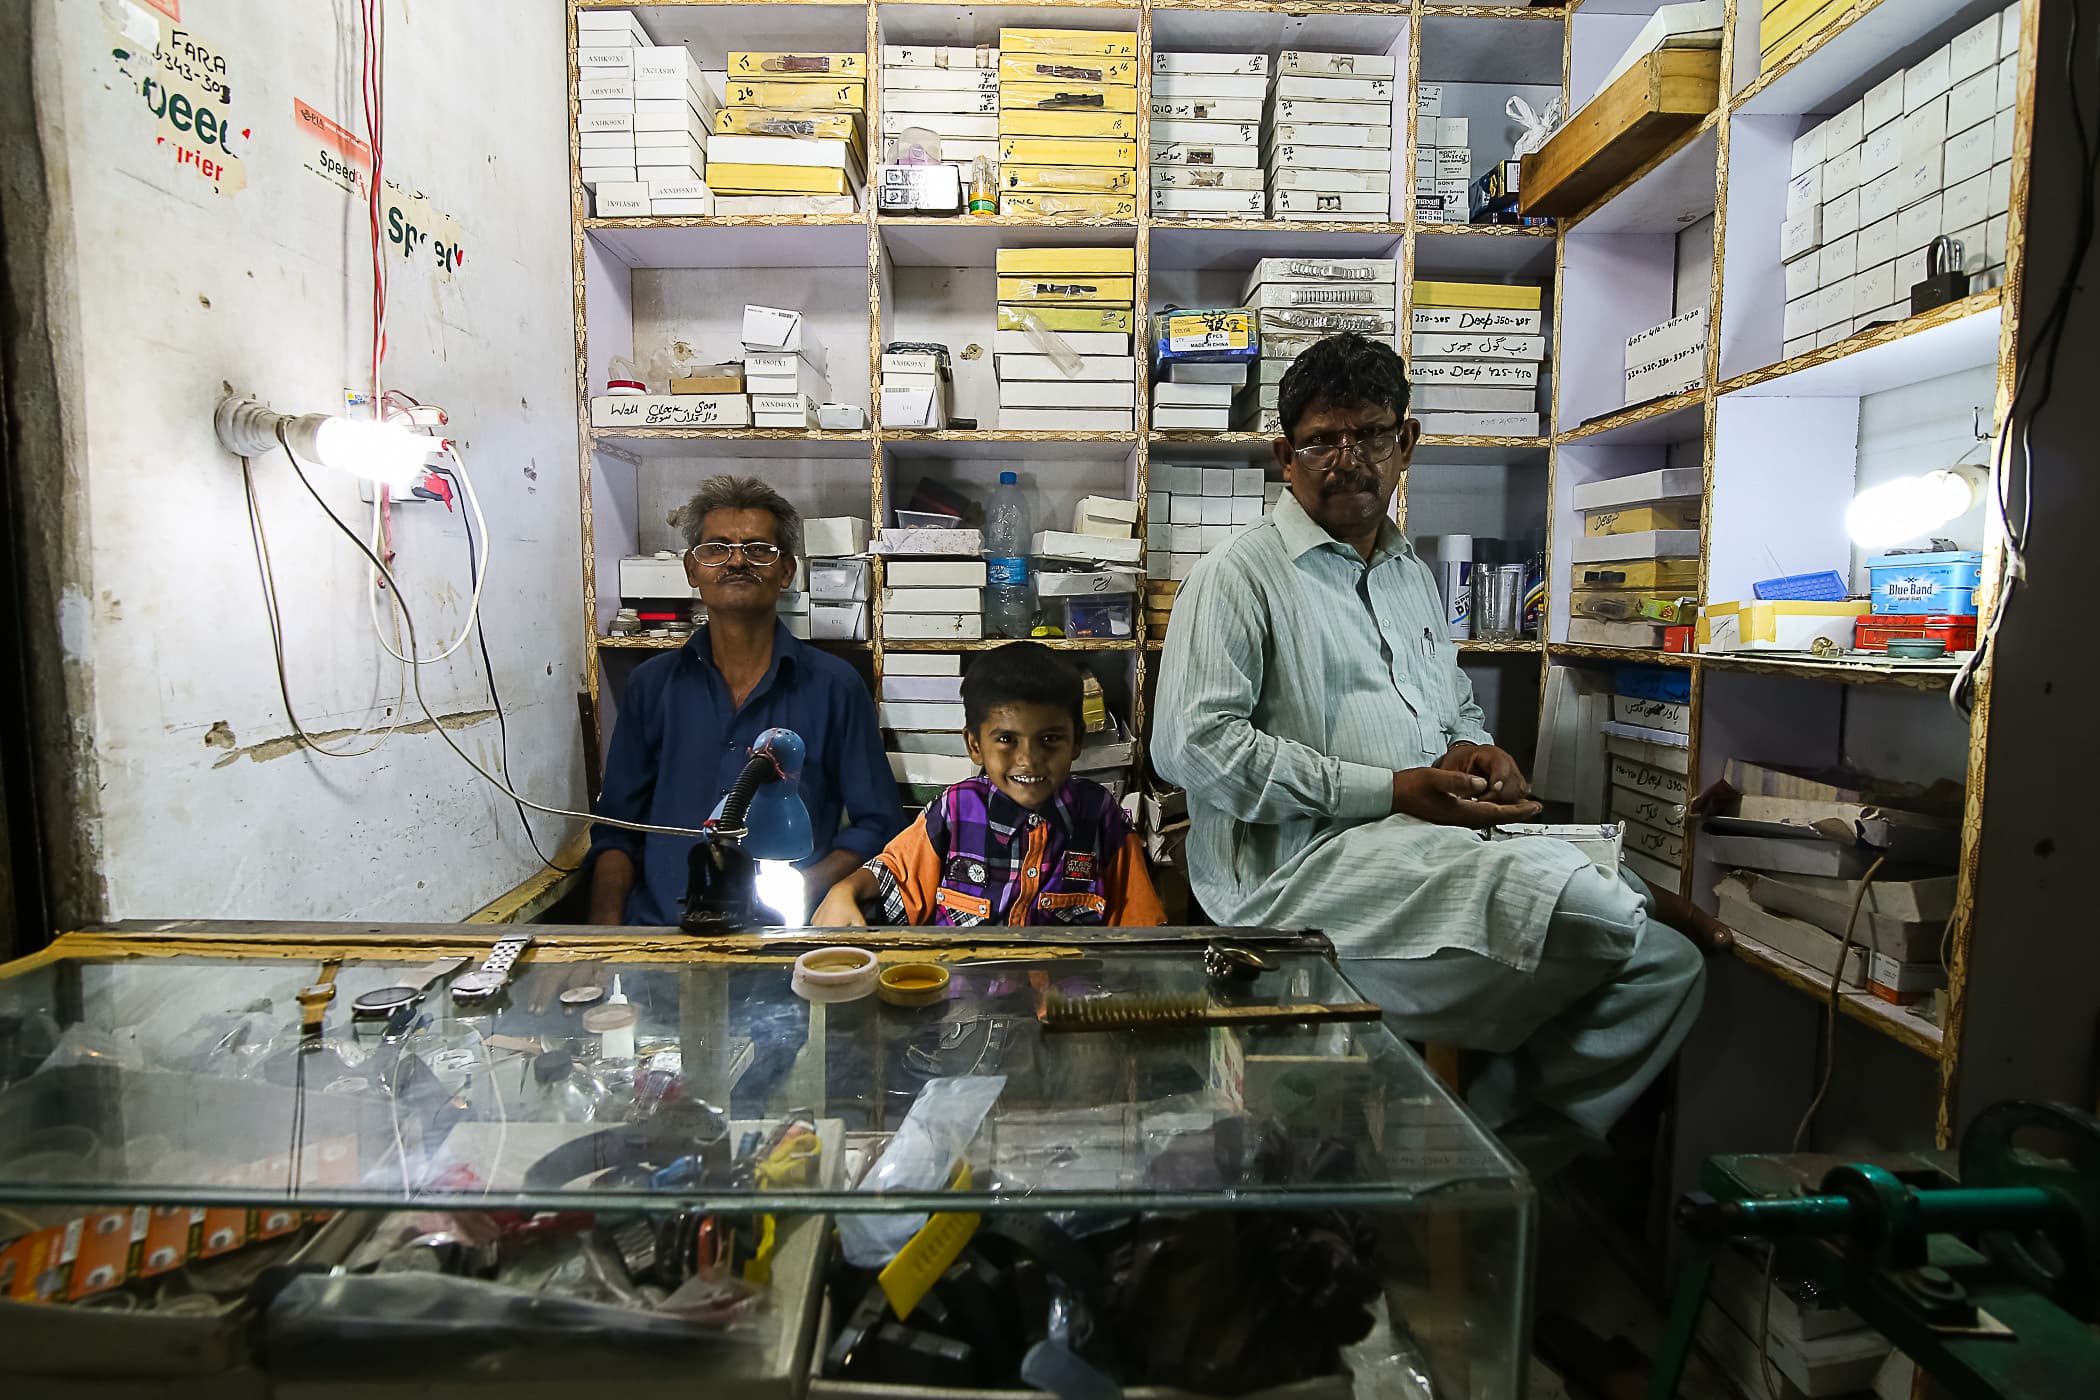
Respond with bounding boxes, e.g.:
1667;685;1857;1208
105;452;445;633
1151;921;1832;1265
449;970;505;1002
353;986;419;1019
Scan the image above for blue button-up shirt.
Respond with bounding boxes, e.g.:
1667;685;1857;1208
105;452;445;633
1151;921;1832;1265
589;623;902;925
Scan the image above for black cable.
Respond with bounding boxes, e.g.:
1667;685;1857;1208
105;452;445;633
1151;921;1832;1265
439;463;575;874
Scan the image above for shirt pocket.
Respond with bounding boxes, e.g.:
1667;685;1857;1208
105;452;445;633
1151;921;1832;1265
1417;627;1458;758
1035;890;1108;925
935;887;991;926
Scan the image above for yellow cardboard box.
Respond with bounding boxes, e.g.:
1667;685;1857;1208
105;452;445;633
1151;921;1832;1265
705;164;850;195
728;52;866;79
996;136;1136;168
713;109;861;140
998;28;1138;60
1761;0;1855;68
996;274;1136;303
1583;501;1703;536
1573;559;1700;591
997;54;1138;86
1698;600;1869;653
1000;164;1136;194
1413;280;1543;311
1001;82;1138;113
996;246;1136;276
998;109;1138;139
998;192;1140;219
724;79;864;111
997;304;1136;333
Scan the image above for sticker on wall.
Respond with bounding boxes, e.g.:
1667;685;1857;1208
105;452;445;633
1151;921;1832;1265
292;98;371;196
102;2;249;196
141;0;179;18
383;181;468;282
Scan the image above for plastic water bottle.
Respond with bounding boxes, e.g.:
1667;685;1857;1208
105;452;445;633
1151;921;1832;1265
986;471;1036;639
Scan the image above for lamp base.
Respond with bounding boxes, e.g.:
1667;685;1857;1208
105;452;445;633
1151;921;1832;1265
680;837;761;933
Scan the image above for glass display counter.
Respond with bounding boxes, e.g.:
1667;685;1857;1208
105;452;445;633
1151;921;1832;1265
0;924;1533;1399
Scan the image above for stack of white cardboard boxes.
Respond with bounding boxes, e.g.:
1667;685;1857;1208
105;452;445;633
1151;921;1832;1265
995;247;1138;431
878;524;987;644
1624;307;1708;406
879;345;955;430
1779;4;2019;357
1150;307;1258;432
1411;280;1547;436
878;44;999;209
1149;53;1268;221
996;28;1140;219
882;654;972;799
1036;498;1144;639
577;10;714;216
1145;465;1282;584
1413;88;1469;225
1241;258;1398;434
805;517;871;641
1602;669;1692;888
1264;51;1397;222
741;304;826;429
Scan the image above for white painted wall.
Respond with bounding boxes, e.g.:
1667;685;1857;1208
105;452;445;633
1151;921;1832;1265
31;0;583;919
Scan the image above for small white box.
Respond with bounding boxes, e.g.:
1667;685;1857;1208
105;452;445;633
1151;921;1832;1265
1822;186;1861;239
1858;213;1901;268
1823;99;1866;155
1168;523;1201;552
1993;108;2016;166
1859;169;1900;226
1784;255;1820;301
578;8;649;43
1950;218;1988;264
1169;494;1202;525
1790;123;1826;176
1853;260;1895;318
1945;122;1995;190
1898;194;1943;251
1783;333;1815;358
1786;166;1823;222
1865;69;1907;132
1819;232;1858;285
1200;467;1232;496
1949;68;1997;137
1416;83;1443;116
1989;159;2012;214
1781;203;1823;261
1989;211;2010;263
1146;521;1171;551
1814;280;1852;331
1998;55;2020;111
1896;244;1931;290
1824;143;1862;197
1952;13;2000;84
1905;45;1953;111
1158;465;1201;495
2002;2;2022;60
1197;524;1231;550
741;303;803;351
1861;122;1901;181
1435;146;1471;179
581;166;638;188
1232;467;1264;496
811;558;872;602
1438;117;1469;146
579;46;637;74
1816;322;1853;349
1782;294;1818;341
1198;496;1231;525
805;517;869;557
1169;553;1198;581
634;47;696;83
594;181;649;216
1231;496;1262;525
818;400;865;431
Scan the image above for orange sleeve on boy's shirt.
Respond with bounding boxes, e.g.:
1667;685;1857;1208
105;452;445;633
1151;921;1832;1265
1108;830;1168;926
870;813;944;924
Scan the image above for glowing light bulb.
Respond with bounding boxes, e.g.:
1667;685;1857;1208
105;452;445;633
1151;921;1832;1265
295;415;434;493
1845;469;1981;548
754;860;806;929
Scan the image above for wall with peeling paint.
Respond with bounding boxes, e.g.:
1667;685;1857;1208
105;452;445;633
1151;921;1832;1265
28;0;584;920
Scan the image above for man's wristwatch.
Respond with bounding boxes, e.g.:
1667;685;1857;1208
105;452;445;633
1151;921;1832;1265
353;957;471;1021
296;961;343;1039
450;937;533;1005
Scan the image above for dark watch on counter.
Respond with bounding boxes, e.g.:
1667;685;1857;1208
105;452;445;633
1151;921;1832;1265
352;957;471;1021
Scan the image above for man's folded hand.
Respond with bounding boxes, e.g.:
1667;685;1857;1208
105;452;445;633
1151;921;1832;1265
1391;767;1544;829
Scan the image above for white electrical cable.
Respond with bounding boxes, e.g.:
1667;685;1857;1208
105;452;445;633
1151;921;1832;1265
368;443;490;664
277;426;719;842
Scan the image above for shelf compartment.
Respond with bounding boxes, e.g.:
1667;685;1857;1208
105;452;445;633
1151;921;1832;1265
1148;1;1411;53
1699;652;1967;691
584;217;870;270
1419;9;1568;88
591;428;874;458
1729;932;1945;1059
1147;223;1406;272
1720;293;2004;399
1558;391;1706;446
1412;224;1559;278
882;431;1138;461
883;638;1139;652
1548;641;1695;667
1410;440;1553;468
1734;0;2004;118
880;217;1139;270
1456;638;1544;655
599;634;873;652
1523;48;1722;221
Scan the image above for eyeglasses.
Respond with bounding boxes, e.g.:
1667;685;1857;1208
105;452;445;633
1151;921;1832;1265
689;541;783;567
1288;427;1402;472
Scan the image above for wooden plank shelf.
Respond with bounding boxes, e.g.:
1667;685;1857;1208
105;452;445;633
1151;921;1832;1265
1520;48;1722;219
1730;933;1945;1059
1699;653;1966;692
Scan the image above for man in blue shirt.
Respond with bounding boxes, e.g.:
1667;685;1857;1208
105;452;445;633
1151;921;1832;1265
588;475;900;927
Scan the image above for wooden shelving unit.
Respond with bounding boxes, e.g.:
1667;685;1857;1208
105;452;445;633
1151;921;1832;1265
567;0;2043;1152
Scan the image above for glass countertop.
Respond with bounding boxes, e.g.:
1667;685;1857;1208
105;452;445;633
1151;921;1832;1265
0;925;1525;1216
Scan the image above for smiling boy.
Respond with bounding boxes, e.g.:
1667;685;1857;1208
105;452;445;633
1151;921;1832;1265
813;642;1164;928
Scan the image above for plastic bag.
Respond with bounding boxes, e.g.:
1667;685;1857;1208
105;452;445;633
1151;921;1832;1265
1507;95;1563;157
836;1074;1005;1267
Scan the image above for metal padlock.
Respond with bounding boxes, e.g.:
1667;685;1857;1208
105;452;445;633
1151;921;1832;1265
1911;235;1972;315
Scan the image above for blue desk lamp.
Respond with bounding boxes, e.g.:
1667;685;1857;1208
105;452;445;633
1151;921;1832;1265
680;727;813;932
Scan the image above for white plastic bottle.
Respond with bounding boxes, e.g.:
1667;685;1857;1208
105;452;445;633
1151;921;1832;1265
986;471;1036;639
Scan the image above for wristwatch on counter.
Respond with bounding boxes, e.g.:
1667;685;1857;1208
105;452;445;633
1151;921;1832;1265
352;957;472;1021
296;961;342;1040
449;937;534;1006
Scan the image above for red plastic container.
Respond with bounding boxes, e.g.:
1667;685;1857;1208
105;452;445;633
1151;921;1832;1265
1855;613;1979;653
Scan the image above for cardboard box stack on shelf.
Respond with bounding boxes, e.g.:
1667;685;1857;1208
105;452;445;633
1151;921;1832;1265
882;653;972;803
1265;51;1397;222
879;344;955;430
1414;86;1468;226
996;28;1140;218
741;304;824;429
578;10;715;217
1411;281;1546;436
1149;53;1268;221
878;511;987;642
1036;497;1143;640
1150;306;1258;432
804;517;871;641
1601;667;1691;888
1779;4;2020;357
1144;578;1179;641
878;44;998;215
1146;465;1278;585
1241;258;1397;434
1701;759;1957;1008
1569;469;1703;650
995;246;1138;430
713;52;865;208
1075;680;1140;800
1697;1244;1898;1400
1625;307;1707;405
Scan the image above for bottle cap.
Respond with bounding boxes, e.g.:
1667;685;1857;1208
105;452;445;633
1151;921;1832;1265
1000;471;1018;485
533;1050;573;1084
